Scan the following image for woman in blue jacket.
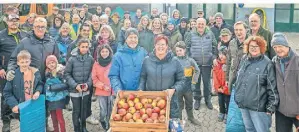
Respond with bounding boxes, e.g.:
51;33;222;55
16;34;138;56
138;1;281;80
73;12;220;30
109;28;147;95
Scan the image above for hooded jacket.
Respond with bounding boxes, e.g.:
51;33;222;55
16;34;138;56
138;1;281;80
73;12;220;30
163;27;183;52
110;21;123;41
210;21;234;43
138;27;154;53
170;9;181;26
65;48;94;96
56;34;73;65
117;27;127;46
108;44;147;94
7;31;60;80
3;67;43;109
234;55;278;113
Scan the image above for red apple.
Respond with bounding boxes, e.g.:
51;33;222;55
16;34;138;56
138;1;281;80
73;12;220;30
125;113;133;120
140;108;146;115
135;102;143;110
128;93;136;101
158;115;166;123
122;103;129;110
145;104;153;109
145;118;154;123
141;98;148;105
113;114;122;121
151;113;159;120
117;108;127;116
122;116;127;122
141;114;149;121
133;112;141;121
157;99;166;109
153;107;160;113
160;109;166;115
146;108;152;117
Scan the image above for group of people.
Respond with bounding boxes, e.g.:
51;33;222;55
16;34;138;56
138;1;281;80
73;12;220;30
0;4;298;132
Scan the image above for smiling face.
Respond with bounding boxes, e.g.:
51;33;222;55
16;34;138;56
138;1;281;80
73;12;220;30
47;61;57;71
124;20;131;29
249;14;261;31
100;48;110;59
33;20;47;39
126;34;138;49
273;45;290;58
234;23;246;41
7;18;19;31
79;42;89;55
167;24;174;31
60;25;70;37
173;11;179;19
196;18;206;33
17;58;31;71
141;18;149;26
155;39;168;56
175;47;185;57
248;41;261;57
153;19;161;29
101;29;110;40
54;18;62;27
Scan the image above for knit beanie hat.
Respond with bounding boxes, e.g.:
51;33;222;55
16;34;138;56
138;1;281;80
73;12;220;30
220;28;232;36
125;28;139;40
214;12;224;19
180;17;188;23
46;55;58;67
271;32;289;47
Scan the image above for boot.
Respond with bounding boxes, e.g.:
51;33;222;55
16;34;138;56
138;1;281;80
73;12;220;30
186;109;200;125
100;121;107;130
193;100;201;110
205;101;213;110
2;120;10;132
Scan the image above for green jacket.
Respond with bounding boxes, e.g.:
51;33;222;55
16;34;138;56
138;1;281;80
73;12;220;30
138;28;154;53
110;22;123;40
164;28;182;52
0;15;7;31
249;27;274;59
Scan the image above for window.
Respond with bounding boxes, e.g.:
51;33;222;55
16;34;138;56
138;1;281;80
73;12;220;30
295;4;299;9
275;10;290;23
221;4;234;20
36;4;48;15
276;4;291;9
177;4;189;18
19;4;30;16
205;4;218;19
293;10;299;23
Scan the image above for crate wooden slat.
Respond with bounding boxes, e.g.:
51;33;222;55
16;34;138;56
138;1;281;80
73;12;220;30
110;91;171;132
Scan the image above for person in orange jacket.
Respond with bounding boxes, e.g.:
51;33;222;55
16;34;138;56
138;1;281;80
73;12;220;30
213;46;230;123
92;44;114;131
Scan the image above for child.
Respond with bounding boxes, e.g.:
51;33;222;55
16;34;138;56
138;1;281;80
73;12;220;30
3;50;43;125
92;44;114;131
213;46;230;123
65;39;94;132
44;55;68;132
174;41;200;125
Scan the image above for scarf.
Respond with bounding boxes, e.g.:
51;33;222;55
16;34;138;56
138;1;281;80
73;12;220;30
98;55;112;67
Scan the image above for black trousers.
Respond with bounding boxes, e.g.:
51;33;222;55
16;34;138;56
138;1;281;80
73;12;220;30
275;110;299;132
218;93;230;114
0;79;12;122
71;95;89;132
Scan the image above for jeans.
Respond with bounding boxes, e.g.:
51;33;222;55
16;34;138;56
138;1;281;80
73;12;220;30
240;109;272;132
275;110;299;132
50;109;66;132
218;93;230;114
193;65;212;103
98;96;113;124
71;95;89;132
177;88;193;120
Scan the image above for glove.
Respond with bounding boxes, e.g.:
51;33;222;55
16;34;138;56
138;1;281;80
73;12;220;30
6;70;15;81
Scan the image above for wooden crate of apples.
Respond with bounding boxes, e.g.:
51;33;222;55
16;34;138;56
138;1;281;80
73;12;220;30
110;91;171;132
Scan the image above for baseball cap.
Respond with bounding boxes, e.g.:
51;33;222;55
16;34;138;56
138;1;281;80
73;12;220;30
7;14;19;21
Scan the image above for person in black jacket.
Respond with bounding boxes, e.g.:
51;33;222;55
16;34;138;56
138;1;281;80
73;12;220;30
234;36;278;132
0;14;28;132
65;39;94;132
210;12;234;43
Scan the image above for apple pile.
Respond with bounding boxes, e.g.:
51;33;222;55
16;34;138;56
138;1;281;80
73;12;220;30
113;93;167;123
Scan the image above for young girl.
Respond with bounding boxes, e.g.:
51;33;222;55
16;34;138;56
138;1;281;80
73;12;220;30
174;41;200;125
213;46;230;123
65;39;94;132
44;55;68;132
92;44;114;131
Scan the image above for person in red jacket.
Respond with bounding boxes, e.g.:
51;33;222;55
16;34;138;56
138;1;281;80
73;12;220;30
92;44;114;131
213;46;230;123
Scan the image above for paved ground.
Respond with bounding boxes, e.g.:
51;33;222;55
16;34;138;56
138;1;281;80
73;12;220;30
1;33;298;132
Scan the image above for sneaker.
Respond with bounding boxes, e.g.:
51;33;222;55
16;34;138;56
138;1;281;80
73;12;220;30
188;118;201;125
46;126;54;132
194;100;201;110
218;113;225;122
86;115;99;125
223;114;227;124
65;103;72;111
206;102;213;110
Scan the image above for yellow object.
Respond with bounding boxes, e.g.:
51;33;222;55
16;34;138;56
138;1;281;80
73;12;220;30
184;66;194;77
252;8;268;29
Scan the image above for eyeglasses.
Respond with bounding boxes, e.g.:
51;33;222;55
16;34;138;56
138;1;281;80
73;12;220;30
34;26;46;30
156;43;167;47
8;20;19;23
249;45;260;49
250;20;259;23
